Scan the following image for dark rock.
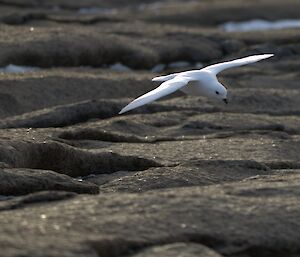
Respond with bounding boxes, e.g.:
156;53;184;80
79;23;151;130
0;168;99;195
0;24;223;69
0;174;300;256
221;39;246;55
0;191;76;211
92;160;272;193
0;141;162;177
0;99;127;128
143;0;300;26
0;69;155;118
59;128;163;143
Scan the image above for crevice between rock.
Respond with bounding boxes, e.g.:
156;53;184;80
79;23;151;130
0;140;162;177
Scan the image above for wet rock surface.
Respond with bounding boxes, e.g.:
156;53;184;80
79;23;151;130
0;0;299;256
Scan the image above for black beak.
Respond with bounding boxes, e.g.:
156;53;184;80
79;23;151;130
223;98;228;104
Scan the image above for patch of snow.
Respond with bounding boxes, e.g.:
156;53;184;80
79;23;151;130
168;61;191;69
221;19;300;32
151;64;166;73
138;2;163;11
0;64;40;73
52;6;62;11
109;63;132;72
78;7;117;15
195;62;204;69
0;195;14;201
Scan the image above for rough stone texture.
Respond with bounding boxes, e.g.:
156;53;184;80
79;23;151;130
0;168;99;195
0;191;76;211
94;160;274;193
0;24;222;68
0;140;162;177
1;175;300;256
0;0;300;256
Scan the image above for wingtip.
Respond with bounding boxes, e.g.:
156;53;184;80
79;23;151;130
266;53;274;57
253;53;274;58
254;53;274;61
118;108;126;115
262;53;274;59
119;105;131;114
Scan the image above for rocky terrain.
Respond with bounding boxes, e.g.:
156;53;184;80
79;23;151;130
0;0;300;256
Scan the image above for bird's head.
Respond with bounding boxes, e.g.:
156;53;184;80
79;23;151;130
212;82;228;104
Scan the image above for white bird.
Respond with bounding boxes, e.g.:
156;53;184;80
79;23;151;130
119;54;274;114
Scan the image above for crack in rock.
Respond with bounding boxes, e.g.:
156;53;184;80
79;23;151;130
0;141;162;177
59;128;174;143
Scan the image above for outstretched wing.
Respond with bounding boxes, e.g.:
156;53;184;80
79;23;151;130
119;76;191;114
152;73;178;82
202;54;274;75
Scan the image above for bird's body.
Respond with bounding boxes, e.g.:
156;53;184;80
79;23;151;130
119;54;274;114
179;71;221;98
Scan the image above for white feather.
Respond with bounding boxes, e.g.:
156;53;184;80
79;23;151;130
202;54;274;74
119;76;191;114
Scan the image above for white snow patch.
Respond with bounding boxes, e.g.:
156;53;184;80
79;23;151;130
168;61;191;69
109;63;132;72
138;2;163;11
151;64;166;73
221;19;300;32
0;195;14;201
195;62;204;69
151;62;203;73
52;6;62;11
0;64;40;73
78;7;117;15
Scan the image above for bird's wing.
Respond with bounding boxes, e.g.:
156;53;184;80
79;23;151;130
119;76;191;114
152;73;178;82
202;54;274;75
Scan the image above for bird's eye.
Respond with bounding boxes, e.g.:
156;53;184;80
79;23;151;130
215;91;219;95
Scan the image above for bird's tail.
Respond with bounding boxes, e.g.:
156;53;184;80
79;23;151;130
152;73;178;82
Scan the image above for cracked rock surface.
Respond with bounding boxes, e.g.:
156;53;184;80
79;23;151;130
0;0;300;256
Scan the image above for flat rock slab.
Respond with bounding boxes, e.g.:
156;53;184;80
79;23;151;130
0;174;299;257
100;134;300;165
92;160;273;193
